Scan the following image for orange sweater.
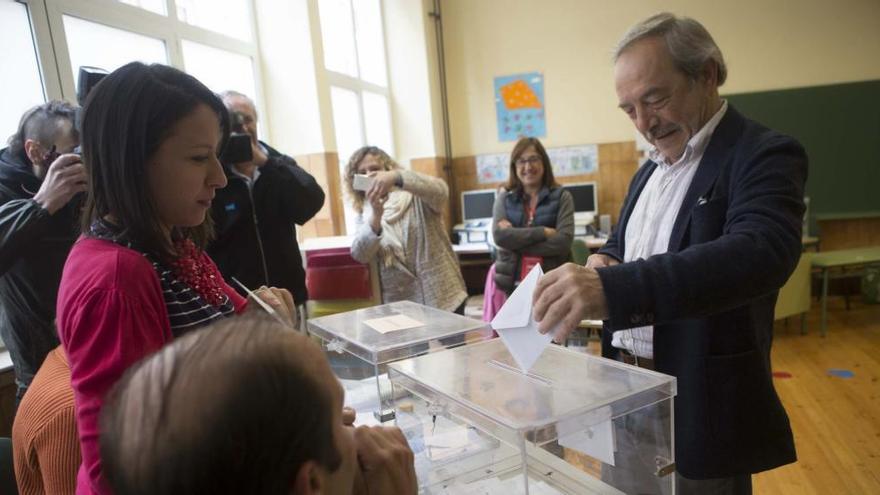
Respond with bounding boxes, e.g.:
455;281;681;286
12;346;80;495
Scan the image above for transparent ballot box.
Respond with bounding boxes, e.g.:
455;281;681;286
388;339;677;495
307;301;490;422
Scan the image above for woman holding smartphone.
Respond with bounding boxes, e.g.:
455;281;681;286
343;146;467;313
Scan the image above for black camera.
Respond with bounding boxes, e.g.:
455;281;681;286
77;66;109;106
219;110;253;164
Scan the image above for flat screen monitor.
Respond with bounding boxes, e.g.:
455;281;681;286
461;189;496;222
562;182;598;221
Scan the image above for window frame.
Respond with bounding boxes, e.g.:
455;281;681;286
18;0;267;121
317;0;394;157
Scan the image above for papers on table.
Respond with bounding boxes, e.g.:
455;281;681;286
364;314;424;333
490;264;555;372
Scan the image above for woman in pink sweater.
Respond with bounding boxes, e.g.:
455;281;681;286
56;62;294;494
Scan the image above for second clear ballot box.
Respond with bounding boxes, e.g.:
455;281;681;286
307;300;490;423
388;338;678;494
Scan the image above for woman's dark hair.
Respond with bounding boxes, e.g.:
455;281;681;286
504;137;558;194
100;316;342;495
79;62;230;260
6;100;80;165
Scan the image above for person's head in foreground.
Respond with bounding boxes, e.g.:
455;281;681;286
613;12;725;164
100;316;416;495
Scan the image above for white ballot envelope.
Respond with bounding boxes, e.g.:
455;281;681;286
491;264;555;372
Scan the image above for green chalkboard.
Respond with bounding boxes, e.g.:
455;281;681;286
725;80;880;232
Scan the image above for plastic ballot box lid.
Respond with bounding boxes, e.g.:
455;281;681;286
307;300;490;365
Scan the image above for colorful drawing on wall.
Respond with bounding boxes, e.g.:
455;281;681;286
495;72;546;141
475;143;599;184
547;145;598;177
476;152;509;184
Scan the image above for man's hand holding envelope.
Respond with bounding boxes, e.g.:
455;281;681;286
491;264;555;372
532;262;610;344
492;262;611;372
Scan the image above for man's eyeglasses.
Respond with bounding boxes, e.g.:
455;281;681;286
515;156;542;167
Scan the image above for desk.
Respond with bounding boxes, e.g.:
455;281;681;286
301;235;355;252
576;235;607;251
454;244;493;295
802;235;820;252
452;243;491;255
816;211;880;251
812;246;880;336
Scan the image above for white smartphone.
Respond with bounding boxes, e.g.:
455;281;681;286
353;173;373;192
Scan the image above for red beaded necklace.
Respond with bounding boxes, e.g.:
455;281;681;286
170;239;227;307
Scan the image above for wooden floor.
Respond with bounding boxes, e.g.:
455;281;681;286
753;298;880;494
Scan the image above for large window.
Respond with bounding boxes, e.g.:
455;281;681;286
115;0;166;15
63;15;168;91
6;0;262;109
176;0;252;41
0;1;46;141
318;0;393;233
181;39;257;98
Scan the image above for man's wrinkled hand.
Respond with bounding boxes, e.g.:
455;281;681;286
532;263;609;343
585;253;619;269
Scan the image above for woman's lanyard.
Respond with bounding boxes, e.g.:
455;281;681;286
524;197;537;226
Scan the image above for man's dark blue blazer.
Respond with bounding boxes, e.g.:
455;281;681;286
597;105;806;479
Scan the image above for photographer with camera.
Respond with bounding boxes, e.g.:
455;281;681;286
208;91;325;328
0;100;86;401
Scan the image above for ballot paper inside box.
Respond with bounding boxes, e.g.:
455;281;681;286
307;300;491;423
388;339;677;495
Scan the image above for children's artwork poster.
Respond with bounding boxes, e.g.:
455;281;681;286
475;144;598;184
476;152;509;184
547;144;598;177
494;72;546;141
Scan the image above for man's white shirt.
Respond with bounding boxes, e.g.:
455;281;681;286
612;101;728;358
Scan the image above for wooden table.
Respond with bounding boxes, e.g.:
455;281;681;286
802;235;820;252
576;235;608;251
811;246;880;336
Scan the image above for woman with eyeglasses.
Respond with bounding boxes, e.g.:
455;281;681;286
344;146;467;314
492;137;574;294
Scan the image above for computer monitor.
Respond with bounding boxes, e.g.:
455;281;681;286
562;182;598;222
461;189;496;223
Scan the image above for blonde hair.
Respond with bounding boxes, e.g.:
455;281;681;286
343;146;400;215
